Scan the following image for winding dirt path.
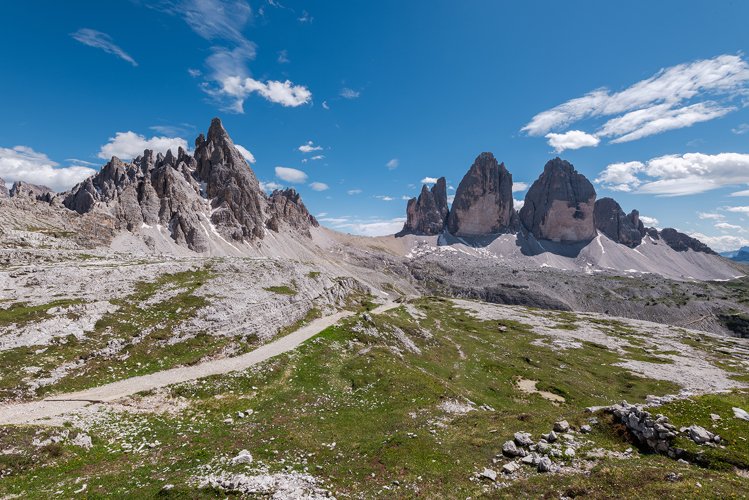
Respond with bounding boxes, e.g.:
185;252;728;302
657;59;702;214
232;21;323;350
0;302;398;426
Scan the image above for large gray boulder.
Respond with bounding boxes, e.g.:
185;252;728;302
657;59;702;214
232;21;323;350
594;197;644;248
447;153;514;237
520;158;596;243
397;177;449;236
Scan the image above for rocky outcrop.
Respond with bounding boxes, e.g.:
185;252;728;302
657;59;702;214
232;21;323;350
62;118;317;252
447;153;514;237
0;177;8;198
594;198;644;247
519;158;596;243
659;228;715;254
397;177;449;236
10;181;53;201
267;188;319;236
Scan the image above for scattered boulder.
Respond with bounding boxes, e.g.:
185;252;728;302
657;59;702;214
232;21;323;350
514;431;534;447
447;152;515;237
686;425;715;445
537;456;553;473
397;177;449;236
480;468;497;481
519;158;597;243
733;407;749;421
502;462;520;474
502;440;522;457
593;197;644;247
231;449;254;465
553;420;570;433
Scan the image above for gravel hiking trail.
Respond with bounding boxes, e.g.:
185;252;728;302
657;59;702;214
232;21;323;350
0;302;398;425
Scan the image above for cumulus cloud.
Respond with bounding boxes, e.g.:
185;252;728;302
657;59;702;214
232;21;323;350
513;198;525;210
234;144;256;163
98;132;188;160
522;54;749;145
70;28;138;67
545;130;600;152
639;215;659;226
595;152;749;196
0;146;96;192
386;158;399;170
421;177;439;184
298;141;322;153
512;182;529;192
260;180;283;192
340;87;360;99
309;181;329;191
215;76;312;112
687;232;749;252
275;166;307;183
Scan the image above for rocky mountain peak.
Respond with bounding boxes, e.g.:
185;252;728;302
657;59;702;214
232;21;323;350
0;177;8;198
520;158;596;243
446;152;515;237
397;177;449;236
659;228;716;254
594;197;644;248
10;181;53;201
267;188;319;236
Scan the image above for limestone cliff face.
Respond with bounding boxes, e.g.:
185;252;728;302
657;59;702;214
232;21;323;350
0;177;8;198
594;197;644;248
397;177;449;236
659;228;716;254
446;153;514;237
519;158;596;243
62;118;317;252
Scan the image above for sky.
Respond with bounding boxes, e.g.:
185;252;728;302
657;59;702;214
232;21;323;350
2;1;749;251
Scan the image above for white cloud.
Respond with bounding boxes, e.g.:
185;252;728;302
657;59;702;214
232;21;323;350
375;195;394;201
639;215;659;226
386;158;399;170
309;181;329;191
216;76;312;112
447;194;455;204
260;180;283;192
0;146;96;192
298;141;323;153
716;222;743;230
512;182;528;192
70;28;138;67
275;166;307;183
277;49;289;64
310;155;325;161
188;68;202;78
732;123;749;135
234;144;256;163
98;132;188;160
595;152;749;196
347;189;362;195
322;101;330;110
522;54;749;144
421;177;439;184
297;10;313;23
730;189;749;196
545;130;600;152
688;232;749;252
698;212;725;220
726;206;749;214
340;87;360;99
513;198;525;210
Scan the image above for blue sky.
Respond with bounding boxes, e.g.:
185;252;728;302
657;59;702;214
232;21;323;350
2;1;749;250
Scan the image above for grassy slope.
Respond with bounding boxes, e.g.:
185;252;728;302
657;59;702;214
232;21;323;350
0;297;748;498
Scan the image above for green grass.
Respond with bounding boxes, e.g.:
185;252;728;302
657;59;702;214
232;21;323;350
6;297;738;498
264;285;298;295
0;299;84;328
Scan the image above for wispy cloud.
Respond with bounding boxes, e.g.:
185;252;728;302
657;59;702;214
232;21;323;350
386;158;399;170
732;123;749;135
277;49;289;64
340;87;360;99
595;152;749;196
319;216;406;236
309;181;329;191
347;189;362;195
70;28;138;67
375;195;394;201
523;54;749;147
234;144;256;163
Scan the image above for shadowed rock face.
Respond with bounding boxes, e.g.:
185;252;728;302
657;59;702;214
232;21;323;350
520;158;596;243
660;228;716;254
594;197;644;248
62;118;317;252
267;188;319;237
447;153;514;237
10;181;53;201
397;177;449;236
